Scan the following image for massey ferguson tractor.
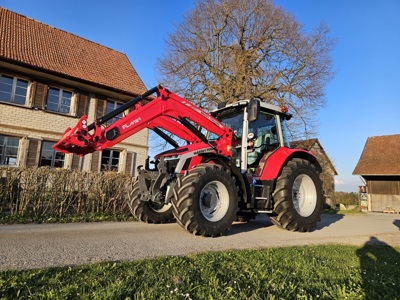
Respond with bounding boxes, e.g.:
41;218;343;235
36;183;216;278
53;85;323;237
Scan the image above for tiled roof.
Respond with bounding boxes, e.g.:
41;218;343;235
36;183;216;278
0;7;146;96
353;134;400;176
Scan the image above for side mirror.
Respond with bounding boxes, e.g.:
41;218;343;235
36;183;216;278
247;99;260;122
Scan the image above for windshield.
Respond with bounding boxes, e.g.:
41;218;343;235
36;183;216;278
208;111;244;141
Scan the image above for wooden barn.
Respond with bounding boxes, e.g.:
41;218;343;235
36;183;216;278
353;134;400;213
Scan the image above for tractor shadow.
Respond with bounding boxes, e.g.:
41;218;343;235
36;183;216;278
227;216;273;235
315;213;344;230
227;212;344;236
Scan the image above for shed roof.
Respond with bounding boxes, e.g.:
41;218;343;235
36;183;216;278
353;134;400;176
0;7;146;96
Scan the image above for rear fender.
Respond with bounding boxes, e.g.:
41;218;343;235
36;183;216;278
255;147;322;180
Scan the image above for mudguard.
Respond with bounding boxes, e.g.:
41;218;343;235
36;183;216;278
254;147;321;180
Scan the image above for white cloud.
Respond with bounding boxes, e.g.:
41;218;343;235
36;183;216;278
335;179;345;185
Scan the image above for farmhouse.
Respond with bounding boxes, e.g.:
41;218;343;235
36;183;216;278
0;7;149;174
353;134;400;213
290;138;337;208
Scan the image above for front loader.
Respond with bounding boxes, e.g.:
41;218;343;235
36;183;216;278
54;85;323;237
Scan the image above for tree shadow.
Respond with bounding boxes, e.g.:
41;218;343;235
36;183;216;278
356;236;400;299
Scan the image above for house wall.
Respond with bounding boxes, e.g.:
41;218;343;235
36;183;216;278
0;66;149;175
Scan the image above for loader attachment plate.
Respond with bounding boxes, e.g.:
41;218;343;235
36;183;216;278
52;115;97;156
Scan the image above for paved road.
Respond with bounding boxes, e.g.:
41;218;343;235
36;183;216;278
1;213;399;270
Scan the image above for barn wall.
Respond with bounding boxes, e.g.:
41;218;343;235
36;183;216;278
370;194;400;212
366;177;400;213
368;178;400;195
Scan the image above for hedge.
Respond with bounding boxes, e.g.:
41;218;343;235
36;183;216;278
0;166;135;221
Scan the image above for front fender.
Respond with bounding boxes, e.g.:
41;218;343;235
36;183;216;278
255;147;321;180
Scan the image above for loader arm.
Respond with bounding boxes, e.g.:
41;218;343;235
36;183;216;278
53;85;233;157
148;116;202;144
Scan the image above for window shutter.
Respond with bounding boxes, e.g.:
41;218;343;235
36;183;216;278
32;82;47;109
28;82;37;107
71;154;81;170
26;139;40;167
129;152;137;176
125;152;133;175
76;93;89;117
95;96;107;119
91;152;100;172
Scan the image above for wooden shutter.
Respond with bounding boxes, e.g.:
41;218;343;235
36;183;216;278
71;154;81;170
95;96;107;119
76;93;89;117
91;152;100;172
26;139;40;167
128;152;137;176
32;82;47;109
125;152;133;175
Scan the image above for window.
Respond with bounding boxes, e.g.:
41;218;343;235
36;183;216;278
0;135;19;165
40;141;65;168
0;75;29;105
101;149;120;171
46;87;72;114
106;100;123;124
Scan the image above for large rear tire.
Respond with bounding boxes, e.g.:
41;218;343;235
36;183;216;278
172;164;239;237
271;158;323;232
128;180;174;224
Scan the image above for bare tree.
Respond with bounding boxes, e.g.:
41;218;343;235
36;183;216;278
157;0;335;140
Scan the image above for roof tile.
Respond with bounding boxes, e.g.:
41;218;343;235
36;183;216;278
353;134;400;175
0;7;146;96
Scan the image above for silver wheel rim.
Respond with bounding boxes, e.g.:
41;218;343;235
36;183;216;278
149;202;172;213
292;174;317;217
199;180;229;222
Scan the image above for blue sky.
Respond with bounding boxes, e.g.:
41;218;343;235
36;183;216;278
1;0;399;192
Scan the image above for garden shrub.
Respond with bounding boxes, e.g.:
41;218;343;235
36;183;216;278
0;166;134;221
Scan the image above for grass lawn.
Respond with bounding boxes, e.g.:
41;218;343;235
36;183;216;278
1;244;399;299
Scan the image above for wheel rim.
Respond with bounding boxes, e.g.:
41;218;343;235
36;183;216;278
199;180;229;222
292;174;317;217
148;202;172;213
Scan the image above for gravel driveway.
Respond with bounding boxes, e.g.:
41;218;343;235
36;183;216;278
1;212;399;270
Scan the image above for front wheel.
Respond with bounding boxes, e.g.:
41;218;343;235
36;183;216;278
172;164;239;237
271;158;323;232
128;180;174;224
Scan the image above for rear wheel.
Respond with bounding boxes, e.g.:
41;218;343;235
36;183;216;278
128;180;174;224
172;164;239;237
271;158;323;232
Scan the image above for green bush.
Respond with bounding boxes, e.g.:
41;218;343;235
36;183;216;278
0;167;134;222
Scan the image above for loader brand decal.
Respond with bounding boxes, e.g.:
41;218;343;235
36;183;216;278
122;117;142;130
193;147;214;155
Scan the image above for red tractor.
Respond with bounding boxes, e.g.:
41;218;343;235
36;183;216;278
54;85;323;237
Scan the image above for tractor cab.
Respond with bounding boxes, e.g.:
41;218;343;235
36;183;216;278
211;99;291;173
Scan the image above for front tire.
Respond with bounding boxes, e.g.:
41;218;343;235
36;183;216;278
128;180;174;224
172;164;239;237
271;158;323;232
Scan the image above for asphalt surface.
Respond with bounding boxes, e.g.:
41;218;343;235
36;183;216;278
1;212;399;270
